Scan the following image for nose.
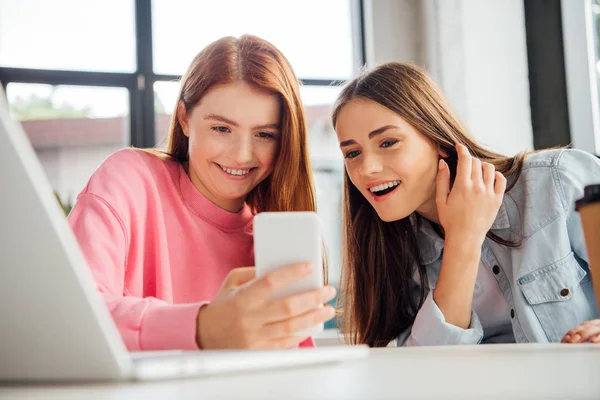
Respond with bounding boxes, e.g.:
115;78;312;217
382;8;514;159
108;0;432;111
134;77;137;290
231;134;254;166
359;152;383;177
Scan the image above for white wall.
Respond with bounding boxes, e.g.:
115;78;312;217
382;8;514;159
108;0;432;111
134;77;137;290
363;0;423;66
460;0;533;155
561;0;600;154
364;0;534;156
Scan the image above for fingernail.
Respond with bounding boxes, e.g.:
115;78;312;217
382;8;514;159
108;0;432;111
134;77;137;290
324;306;335;317
438;159;444;170
302;263;313;271
324;286;336;297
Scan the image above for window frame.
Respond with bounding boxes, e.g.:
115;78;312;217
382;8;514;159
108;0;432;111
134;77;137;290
0;0;366;149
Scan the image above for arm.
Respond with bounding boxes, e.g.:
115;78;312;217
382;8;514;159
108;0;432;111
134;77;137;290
68;193;203;351
433;236;482;329
432;144;507;329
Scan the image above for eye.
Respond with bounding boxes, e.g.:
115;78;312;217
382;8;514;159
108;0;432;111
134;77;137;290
211;126;230;133
256;131;276;140
381;139;398;148
345;150;361;159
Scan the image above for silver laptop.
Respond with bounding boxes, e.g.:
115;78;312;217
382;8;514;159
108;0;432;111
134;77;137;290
0;87;368;382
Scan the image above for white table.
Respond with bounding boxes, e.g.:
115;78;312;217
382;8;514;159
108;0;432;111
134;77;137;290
1;343;599;399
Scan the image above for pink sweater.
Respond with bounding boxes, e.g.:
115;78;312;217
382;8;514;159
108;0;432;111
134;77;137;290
68;148;314;351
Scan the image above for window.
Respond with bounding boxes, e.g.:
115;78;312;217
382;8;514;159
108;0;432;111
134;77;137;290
152;0;355;79
6;83;130;210
0;0;365;297
0;0;136;72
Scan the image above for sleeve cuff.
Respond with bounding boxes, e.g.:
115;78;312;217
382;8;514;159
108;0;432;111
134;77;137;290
299;337;315;348
139;302;206;351
406;292;484;346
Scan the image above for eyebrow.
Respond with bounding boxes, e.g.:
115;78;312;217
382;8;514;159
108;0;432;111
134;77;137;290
204;113;280;130
339;125;400;147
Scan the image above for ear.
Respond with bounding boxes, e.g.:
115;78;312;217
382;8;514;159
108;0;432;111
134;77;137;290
176;101;189;137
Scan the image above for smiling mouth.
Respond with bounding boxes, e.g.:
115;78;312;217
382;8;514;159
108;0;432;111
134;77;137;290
368;180;401;197
216;163;256;176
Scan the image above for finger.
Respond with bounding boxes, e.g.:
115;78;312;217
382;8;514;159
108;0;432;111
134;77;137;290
573;325;600;343
222;267;256;288
240;263;313;305
455;144;472;185
570;333;582;343
493;171;507;196
262;306;336;338
262;286;336;322
591;334;600;343
563;326;581;343
561;329;584;343
471;157;483;184
435;159;450;206
482;162;496;191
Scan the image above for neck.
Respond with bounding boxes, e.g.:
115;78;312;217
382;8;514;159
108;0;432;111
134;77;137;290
416;197;440;225
184;162;245;213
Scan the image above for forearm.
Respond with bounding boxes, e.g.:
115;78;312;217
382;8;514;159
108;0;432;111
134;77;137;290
433;235;482;329
104;293;204;351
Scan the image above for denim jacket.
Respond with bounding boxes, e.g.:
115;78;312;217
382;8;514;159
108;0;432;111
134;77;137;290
397;149;600;346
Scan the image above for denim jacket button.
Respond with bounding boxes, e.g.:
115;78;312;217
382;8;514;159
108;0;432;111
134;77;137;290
510;309;515;318
492;265;500;275
560;288;570;297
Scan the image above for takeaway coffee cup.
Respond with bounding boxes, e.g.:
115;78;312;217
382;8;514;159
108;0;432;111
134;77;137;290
575;184;600;312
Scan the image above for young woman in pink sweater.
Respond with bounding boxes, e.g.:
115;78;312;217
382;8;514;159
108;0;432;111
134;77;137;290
67;35;336;351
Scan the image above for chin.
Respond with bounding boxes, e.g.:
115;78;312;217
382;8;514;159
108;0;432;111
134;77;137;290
373;206;411;223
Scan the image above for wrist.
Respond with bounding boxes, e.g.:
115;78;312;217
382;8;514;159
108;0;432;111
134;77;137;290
444;231;485;252
195;304;210;350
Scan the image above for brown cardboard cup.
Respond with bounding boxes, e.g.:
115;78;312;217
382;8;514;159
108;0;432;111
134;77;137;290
576;184;600;312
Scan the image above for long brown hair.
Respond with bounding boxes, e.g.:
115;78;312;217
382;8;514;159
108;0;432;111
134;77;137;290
332;62;529;347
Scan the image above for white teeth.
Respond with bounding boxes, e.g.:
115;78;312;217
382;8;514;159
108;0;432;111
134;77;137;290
220;165;251;176
369;180;401;193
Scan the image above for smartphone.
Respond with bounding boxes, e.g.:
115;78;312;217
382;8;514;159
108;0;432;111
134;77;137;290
253;211;325;336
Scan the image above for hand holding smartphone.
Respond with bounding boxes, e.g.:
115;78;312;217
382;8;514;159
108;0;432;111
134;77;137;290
254;212;326;336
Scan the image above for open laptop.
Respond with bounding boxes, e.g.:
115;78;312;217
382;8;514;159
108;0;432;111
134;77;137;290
0;87;368;382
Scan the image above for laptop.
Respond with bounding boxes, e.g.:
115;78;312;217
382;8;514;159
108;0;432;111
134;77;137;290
0;87;368;382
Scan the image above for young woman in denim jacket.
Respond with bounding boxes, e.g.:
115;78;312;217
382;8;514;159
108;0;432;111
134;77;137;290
332;62;600;346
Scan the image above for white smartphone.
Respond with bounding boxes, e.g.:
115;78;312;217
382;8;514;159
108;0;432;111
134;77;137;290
253;211;325;336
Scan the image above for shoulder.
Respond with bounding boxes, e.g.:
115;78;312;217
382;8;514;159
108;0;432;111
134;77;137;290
90;147;174;177
521;148;564;170
504;150;570;236
518;148;600;188
506;149;600;232
78;148;181;215
84;148;178;194
510;149;564;195
521;148;599;174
